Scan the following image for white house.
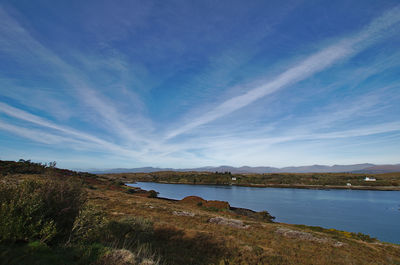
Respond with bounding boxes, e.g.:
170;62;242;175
346;183;352;186
231;177;237;181
364;177;376;181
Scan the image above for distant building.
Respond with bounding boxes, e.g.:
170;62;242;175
231;177;237;181
364;177;376;181
346;183;352;186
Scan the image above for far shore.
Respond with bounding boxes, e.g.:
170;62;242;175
129;180;400;191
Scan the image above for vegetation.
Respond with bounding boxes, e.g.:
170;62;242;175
293;225;377;243
104;170;400;190
0;179;85;244
148;190;159;198
0;160;160;265
1;160;400;264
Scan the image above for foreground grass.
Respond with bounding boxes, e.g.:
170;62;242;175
1;160;400;264
88;184;400;265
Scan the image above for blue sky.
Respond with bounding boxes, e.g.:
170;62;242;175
0;0;400;169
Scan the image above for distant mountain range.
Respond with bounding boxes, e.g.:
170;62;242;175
90;163;400;174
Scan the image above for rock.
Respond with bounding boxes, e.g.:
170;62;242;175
99;249;157;265
139;258;155;265
333;241;344;247
276;228;323;241
208;217;249;229
173;210;195;217
100;249;136;265
275;227;344;247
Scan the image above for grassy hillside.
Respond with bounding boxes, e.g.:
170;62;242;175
1;160;400;264
103;171;400;190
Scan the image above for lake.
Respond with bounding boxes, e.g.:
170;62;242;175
128;182;400;244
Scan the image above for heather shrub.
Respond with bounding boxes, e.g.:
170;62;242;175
69;204;108;243
147;190;158;198
0;179;86;244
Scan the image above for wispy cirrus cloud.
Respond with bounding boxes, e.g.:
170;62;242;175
0;102;142;157
165;5;400;139
0;6;152;147
0;2;399;168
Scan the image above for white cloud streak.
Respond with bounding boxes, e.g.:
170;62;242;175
0;102;141;158
0;6;152;147
0;120;83;145
165;5;400;139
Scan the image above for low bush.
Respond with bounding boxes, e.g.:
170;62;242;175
148;190;158;198
0;160;46;175
294;225;377;242
0;179;86;244
0;178;163;264
258;210;276;222
127;188;136;194
69;205;108;244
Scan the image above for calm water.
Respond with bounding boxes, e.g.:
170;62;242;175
128;182;400;244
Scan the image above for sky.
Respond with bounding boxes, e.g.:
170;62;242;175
0;0;400;170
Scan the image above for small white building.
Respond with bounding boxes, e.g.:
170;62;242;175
364;177;376;181
346;183;352;186
231;177;237;181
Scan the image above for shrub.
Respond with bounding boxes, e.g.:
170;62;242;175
258;210;276;222
147;190;158;198
204;200;230;210
69;204;108;243
0;179;86;244
0;160;46;175
127;189;136;194
355;232;376;242
202;206;221;212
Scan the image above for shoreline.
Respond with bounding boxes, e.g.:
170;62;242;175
129;180;400;191
127;183;400;244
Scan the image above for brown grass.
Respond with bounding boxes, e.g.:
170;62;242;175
4;168;400;265
84;178;400;265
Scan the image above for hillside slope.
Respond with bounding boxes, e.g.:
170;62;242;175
1;160;400;265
